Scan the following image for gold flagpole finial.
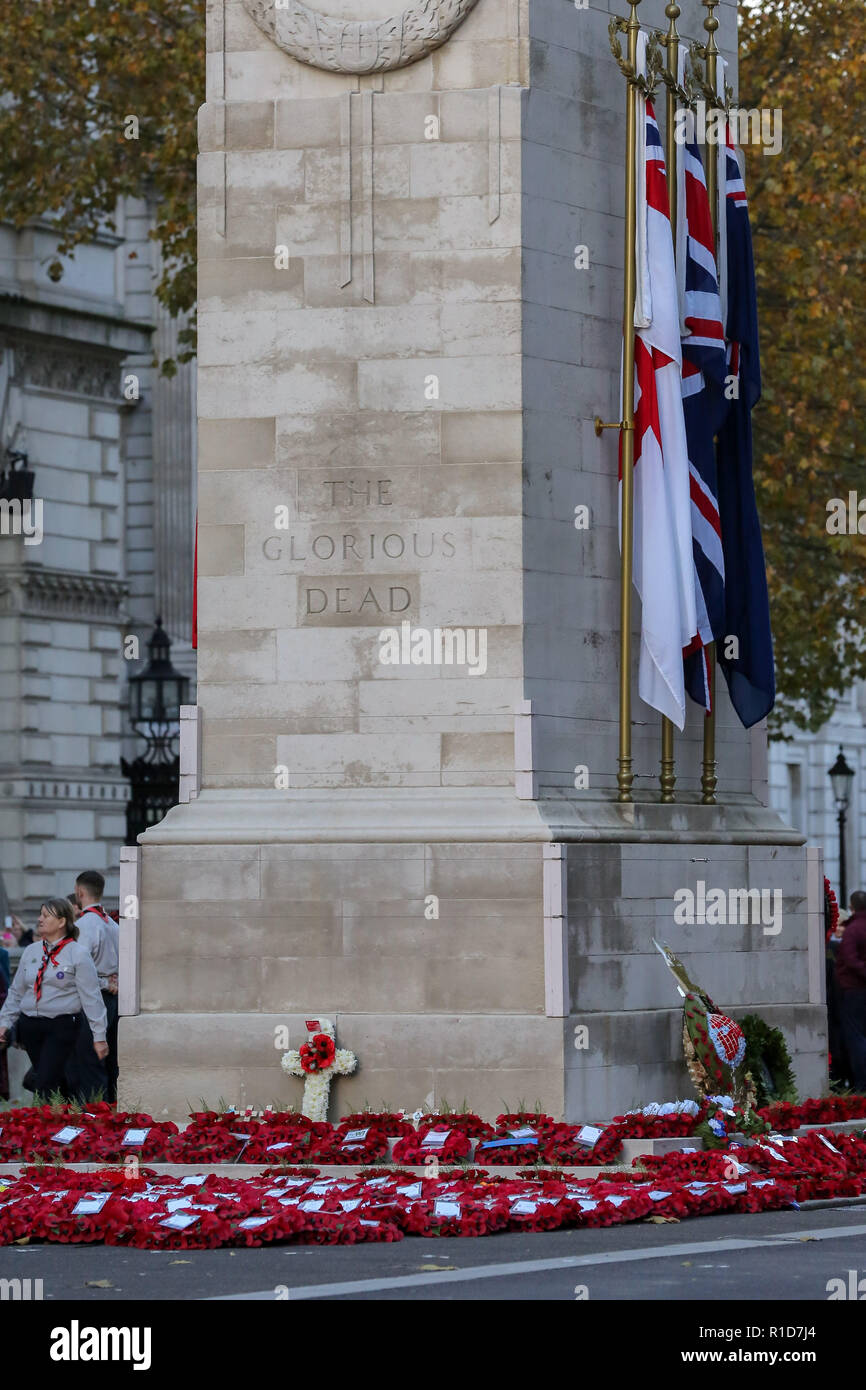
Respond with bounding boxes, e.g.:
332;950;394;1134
702;0;720;46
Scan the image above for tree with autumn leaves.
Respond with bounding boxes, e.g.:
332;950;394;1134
0;0;203;372
0;0;862;733
740;0;866;733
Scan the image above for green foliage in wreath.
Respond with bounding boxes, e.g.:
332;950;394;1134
738;1013;798;1109
693;1108;769;1151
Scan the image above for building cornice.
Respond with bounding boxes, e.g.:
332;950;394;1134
0;567;129;621
0;293;152;357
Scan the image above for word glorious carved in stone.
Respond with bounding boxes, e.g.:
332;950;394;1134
242;0;481;74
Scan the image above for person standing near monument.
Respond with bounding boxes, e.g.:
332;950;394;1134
835;889;866;1093
0;899;107;1101
74;871;120;1101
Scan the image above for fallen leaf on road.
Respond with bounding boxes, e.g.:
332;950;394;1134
169;1259;192;1265
85;1280;114;1289
645;1216;679;1224
681;1261;692;1266
13;1238;30;1245
418;1264;457;1271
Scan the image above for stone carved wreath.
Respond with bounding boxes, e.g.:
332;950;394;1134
242;0;481;73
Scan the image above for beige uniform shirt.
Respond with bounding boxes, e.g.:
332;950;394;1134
0;938;107;1042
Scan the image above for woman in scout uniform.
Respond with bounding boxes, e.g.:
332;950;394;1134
0;898;107;1101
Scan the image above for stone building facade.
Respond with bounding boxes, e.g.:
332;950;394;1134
768;684;866;908
0;201;197;918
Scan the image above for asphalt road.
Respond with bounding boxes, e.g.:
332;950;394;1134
3;1203;866;1302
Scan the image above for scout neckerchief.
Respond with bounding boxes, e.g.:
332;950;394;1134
34;936;73;1001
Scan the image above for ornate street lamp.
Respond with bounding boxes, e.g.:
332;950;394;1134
122;618;189;845
828;746;855;909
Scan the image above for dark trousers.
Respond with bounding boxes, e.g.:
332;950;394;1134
103;990;119;1102
18;1013;79;1100
70;1006;109;1103
839;988;866;1092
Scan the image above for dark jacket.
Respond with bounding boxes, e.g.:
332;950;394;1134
835;911;866;991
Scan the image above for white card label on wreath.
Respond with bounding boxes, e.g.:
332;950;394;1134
51;1127;84;1144
72;1193;111;1215
576;1125;603;1147
433;1199;461;1217
159;1213;200;1230
577;1198;598;1211
723;1183;747;1194
422;1129;451;1147
510;1199;538;1214
508;1127;537;1139
364;1176;391;1187
818;1135;841;1155
343;1128;370;1142
605;1195;630;1208
121;1128;150;1146
238;1217;270;1229
308;1182;336;1194
649;1191;672;1201
397;1183;423;1198
759;1145;788;1162
299;1199;325;1211
266;1141;294;1151
179;1175;207;1187
340;1199;363;1212
166;1198;193;1212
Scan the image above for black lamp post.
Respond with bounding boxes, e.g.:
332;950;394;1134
828;746;855;909
122;618;189;844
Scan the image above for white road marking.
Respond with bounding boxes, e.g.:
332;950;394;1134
211;1221;866;1300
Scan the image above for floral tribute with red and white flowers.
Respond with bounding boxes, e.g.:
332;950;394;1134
280;1019;357;1123
1;1099;865;1249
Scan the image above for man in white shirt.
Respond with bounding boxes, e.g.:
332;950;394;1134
74;870;120;1101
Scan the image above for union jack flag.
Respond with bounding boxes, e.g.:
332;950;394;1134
679;135;728;711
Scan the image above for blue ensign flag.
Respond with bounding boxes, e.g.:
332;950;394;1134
714;132;775;728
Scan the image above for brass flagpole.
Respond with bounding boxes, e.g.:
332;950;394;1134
659;0;681;805
700;0;719;805
616;0;641;805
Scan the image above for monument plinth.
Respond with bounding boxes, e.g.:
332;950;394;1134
119;0;827;1119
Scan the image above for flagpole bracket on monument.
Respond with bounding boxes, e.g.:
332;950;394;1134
593;417;631;437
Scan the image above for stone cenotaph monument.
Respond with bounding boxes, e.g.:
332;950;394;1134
118;0;827;1119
